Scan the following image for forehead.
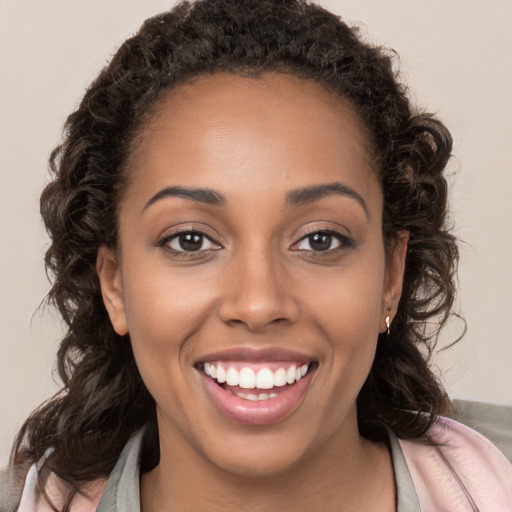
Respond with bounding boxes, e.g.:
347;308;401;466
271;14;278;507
123;72;380;215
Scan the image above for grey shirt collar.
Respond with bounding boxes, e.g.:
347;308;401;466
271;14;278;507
96;428;420;512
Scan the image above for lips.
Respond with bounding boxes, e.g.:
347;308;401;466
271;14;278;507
196;348;316;425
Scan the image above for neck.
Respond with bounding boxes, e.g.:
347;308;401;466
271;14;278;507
141;412;395;512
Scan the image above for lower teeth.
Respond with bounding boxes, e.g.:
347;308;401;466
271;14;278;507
228;390;279;401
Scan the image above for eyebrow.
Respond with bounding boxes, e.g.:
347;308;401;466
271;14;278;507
286;182;369;218
142;181;368;218
143;186;227;212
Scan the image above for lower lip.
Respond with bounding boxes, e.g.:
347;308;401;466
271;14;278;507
200;369;314;426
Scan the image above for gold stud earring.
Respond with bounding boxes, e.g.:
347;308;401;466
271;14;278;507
385;315;391;336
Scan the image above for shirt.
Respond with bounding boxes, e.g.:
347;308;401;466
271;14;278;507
13;415;512;511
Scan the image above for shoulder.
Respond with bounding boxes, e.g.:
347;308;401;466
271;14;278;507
454;398;512;463
399;408;512;511
0;465;28;512
2;458;106;512
4;427;148;512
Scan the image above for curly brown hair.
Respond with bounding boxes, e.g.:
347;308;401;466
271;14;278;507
13;0;458;500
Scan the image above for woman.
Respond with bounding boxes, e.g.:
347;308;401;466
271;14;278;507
2;0;511;510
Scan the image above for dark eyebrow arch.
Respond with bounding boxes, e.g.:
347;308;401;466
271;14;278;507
286;182;369;219
142;186;227;213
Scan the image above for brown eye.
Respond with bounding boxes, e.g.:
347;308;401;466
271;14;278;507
293;230;349;252
307;233;335;251
165;231;220;252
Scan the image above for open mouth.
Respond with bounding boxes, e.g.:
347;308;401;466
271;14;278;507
196;359;316;425
201;361;311;400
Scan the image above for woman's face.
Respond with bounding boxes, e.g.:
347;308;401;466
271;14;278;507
98;73;407;477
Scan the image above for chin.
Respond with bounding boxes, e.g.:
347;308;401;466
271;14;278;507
205;437;313;479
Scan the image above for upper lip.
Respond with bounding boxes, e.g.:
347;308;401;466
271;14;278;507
195;346;316;365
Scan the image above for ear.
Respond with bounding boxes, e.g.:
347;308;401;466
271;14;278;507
96;245;128;336
380;231;409;333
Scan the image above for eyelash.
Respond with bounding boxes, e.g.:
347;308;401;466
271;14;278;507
156;228;352;258
157;229;222;258
290;228;353;254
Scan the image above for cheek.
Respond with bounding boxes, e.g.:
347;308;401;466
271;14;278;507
308;260;385;381
123;264;217;346
310;261;384;337
120;265;218;404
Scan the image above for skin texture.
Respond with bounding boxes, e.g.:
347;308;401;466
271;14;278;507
97;73;407;511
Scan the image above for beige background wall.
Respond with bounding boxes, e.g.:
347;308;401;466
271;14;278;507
1;0;511;465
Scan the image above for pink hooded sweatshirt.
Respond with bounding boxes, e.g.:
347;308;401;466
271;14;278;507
15;416;512;511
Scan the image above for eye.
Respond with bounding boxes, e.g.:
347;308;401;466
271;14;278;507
160;230;221;253
292;230;349;252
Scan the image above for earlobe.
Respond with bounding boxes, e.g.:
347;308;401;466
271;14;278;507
96;246;128;336
380;231;409;333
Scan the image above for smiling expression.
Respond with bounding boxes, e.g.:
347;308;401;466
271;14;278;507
98;72;407;477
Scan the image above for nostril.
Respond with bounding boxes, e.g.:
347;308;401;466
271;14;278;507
217;259;301;331
219;298;299;332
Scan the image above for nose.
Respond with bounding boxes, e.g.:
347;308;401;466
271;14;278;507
218;249;300;332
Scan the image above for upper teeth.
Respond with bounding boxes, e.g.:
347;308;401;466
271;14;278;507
203;362;309;389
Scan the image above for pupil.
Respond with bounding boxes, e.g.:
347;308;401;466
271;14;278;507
179;233;202;251
309;233;331;251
